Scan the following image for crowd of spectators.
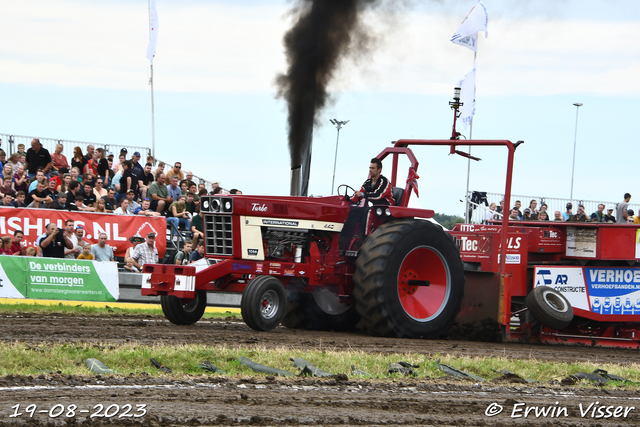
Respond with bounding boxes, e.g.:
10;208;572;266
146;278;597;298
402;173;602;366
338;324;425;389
0;138;232;267
485;193;639;225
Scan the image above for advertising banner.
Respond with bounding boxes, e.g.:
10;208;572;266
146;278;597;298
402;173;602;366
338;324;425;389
0;256;119;302
534;266;640;316
0;208;166;257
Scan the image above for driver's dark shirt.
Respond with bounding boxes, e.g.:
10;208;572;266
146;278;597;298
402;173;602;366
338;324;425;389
359;175;394;205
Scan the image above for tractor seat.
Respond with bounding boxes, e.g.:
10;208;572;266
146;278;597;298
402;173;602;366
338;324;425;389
392;187;404;206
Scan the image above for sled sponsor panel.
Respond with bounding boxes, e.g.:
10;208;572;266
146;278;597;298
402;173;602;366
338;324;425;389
534;266;640;315
0;256;118;302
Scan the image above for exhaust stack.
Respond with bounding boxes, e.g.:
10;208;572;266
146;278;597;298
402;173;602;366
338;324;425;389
290;166;301;196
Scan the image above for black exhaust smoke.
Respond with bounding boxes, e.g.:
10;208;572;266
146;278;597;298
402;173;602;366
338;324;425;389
277;0;384;196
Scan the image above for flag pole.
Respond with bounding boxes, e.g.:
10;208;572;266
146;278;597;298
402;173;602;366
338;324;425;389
464;49;477;224
148;0;156;160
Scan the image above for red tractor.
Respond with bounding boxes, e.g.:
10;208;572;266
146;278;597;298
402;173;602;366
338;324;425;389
142;141;471;338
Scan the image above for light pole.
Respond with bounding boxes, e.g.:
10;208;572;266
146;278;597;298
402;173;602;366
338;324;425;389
570;102;583;201
330;119;349;194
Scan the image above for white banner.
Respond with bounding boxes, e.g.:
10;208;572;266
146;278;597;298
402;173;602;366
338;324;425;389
450;1;488;52
146;0;159;64
458;68;476;129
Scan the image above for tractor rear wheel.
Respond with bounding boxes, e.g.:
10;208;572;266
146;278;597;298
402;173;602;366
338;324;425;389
282;290;359;331
241;275;287;331
161;290;207;325
354;220;465;338
526;285;574;330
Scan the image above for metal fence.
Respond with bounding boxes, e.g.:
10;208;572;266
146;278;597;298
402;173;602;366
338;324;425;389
467;191;640;224
0;133;215;190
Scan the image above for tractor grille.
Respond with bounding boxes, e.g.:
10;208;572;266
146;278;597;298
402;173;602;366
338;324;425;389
204;215;233;256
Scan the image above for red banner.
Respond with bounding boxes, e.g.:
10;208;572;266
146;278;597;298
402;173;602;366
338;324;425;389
0;208;166;258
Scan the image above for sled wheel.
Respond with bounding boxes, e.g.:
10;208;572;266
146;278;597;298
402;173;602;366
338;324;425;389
161;290;207;325
281;291;359;331
241;275;287;331
526;285;574;330
354;220;465;338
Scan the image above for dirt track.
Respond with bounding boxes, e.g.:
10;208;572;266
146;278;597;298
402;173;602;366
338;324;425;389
1;313;639;426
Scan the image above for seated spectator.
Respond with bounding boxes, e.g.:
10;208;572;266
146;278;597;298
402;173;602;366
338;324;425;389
575;205;588;222
25;247;36;257
112;153;126;174
484;202;498;223
175;240;193;265
522;208;532;221
152;161;165;179
165;162;184;181
81;172;95;188
57;173;72;194
604;208;616;223
538;211;549;221
111;168;123;193
210;182;219;194
591;204;606;223
26;181;53;208
12;164;28;194
0;164;16;197
628;209;635;224
51;143;69;174
562;203;573;221
93;178;108;199
8;152;21;174
229;189;242;195
634;212;640;224
70;166;82;183
102;188;118;212
190;183;200;206
190;241;205;263
167;176;181;201
28;169;46;193
179;180;189;196
66;180;80;204
49;192;72;210
191;211;203;249
94;198;109;213
10;191;26;208
39;223;73;258
124;257;139;272
47;178;59;201
0;193;14;208
77;243;95;260
10;230;25;255
91;233;114;261
138;163;154;199
528;200;538;215
131;151;144;177
554;211;563;221
508;208;520;221
540;203;548;214
168;195;191;236
148;173;172;213
114;199;130;215
73;195;94;212
185;192;196;214
185;171;194;185
125;189;140;214
131;233;159;267
135;198;161;218
515;200;523;218
0;236;13;255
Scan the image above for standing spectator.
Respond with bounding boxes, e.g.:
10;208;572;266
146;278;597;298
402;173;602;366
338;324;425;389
538;211;549;221
10;230;25;255
51;144;69;174
528;200;539;215
39;223;73;258
167;175;181;201
484;202;498;223
114;199;130;215
25;139;53;178
617;193;632;224
168;195;191;236
131;151;144;177
508;208;520;221
131;233;159;267
83;145;95;163
91;233;114;262
522;208;532;221
74;226;90;249
554;211;563;221
0;237;13;255
152;161;165;179
71;147;86;172
190;241;205;263
575;205;588;222
63;219;80;259
175;240;192;265
138;163;154;199
591;204;606;222
119;161;138;202
12;164;28;194
77;244;95;260
126;235;144;260
604;208;616;222
148;173;172;213
166;162;184;182
112;153;126;174
8;153;21;174
102;188;118;212
514;200;523;218
95;148;110;186
10;191;26;208
84;150;99;175
562;203;573;221
191;211;204;248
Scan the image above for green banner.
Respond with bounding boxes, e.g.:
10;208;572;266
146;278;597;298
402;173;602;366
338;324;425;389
0;256;118;302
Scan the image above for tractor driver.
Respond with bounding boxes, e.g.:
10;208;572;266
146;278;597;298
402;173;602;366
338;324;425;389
341;158;394;252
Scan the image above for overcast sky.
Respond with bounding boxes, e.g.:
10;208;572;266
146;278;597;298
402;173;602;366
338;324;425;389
1;0;639;215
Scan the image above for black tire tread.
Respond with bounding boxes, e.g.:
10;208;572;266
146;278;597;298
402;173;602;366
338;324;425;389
161;290;207;325
241;275;287;332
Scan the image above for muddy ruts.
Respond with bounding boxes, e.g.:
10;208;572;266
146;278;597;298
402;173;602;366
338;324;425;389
276;0;382;196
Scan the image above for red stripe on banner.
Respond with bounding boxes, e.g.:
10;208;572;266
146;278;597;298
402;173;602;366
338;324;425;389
0;209;166;258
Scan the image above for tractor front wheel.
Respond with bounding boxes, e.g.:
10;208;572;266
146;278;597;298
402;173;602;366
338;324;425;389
354;220;465;338
161;290;207;325
241;275;287;331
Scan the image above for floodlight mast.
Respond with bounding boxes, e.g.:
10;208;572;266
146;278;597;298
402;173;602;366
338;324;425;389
330;119;349;194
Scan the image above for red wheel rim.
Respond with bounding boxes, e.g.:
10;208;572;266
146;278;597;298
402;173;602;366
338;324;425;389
397;246;450;321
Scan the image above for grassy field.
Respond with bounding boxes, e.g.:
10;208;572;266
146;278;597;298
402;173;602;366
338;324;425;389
1;302;639;387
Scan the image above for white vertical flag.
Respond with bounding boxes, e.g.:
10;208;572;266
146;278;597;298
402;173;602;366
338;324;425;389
146;0;159;64
450;1;488;52
458;68;476;129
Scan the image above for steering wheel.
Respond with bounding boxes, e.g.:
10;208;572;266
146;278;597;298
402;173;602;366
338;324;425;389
336;184;359;206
